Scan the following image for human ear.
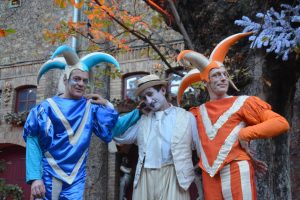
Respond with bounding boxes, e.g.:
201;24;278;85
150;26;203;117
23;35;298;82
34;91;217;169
160;87;166;95
63;75;68;85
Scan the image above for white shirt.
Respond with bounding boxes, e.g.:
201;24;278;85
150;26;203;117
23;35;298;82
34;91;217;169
114;106;201;169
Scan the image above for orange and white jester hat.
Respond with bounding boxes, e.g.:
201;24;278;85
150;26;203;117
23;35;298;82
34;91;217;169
176;32;252;105
37;45;120;84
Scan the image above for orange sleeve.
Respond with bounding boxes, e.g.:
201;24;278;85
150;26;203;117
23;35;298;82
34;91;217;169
238;96;290;141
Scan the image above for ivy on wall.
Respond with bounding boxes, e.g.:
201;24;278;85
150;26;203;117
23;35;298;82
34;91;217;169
0;160;23;200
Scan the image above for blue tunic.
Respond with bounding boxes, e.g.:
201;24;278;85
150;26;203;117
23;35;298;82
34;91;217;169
23;96;118;199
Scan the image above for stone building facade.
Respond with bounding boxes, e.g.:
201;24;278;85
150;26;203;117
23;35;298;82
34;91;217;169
0;1;183;199
0;1;73;199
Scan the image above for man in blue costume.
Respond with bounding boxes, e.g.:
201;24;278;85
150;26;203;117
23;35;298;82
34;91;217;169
23;45;121;200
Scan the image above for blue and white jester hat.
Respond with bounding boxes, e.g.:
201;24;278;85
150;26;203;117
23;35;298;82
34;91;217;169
37;45;120;84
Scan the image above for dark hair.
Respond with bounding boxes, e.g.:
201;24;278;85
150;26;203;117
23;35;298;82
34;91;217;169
152;84;164;92
152;84;169;99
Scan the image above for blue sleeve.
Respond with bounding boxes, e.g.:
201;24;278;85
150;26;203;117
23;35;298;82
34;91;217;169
26;136;43;184
93;105;119;143
112;109;141;137
23;107;39;141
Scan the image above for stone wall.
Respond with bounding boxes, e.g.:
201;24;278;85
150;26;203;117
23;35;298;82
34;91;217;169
110;41;184;100
0;0;72;64
0;1;184;199
0;0;72;149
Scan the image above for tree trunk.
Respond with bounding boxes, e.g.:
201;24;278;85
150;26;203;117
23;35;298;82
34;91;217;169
84;66;111;200
170;1;300;199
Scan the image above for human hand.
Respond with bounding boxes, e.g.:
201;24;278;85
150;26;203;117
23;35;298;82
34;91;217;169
31;179;45;199
252;157;268;177
239;139;255;158
136;101;151;115
85;93;108;105
239;139;268;177
30;195;43;200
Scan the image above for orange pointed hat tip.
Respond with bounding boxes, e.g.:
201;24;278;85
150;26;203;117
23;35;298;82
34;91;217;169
209;32;253;63
177;50;210;73
177;68;201;105
177;50;193;62
176;32;252;105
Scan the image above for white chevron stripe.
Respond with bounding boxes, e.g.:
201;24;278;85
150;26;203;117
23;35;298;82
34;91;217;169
45;149;87;184
199;122;246;177
46;98;91;146
200;96;249;140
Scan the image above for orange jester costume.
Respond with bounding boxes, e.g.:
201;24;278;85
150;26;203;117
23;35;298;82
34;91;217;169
177;32;290;200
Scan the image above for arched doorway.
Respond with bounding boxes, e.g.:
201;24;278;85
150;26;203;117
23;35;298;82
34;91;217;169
0;143;30;199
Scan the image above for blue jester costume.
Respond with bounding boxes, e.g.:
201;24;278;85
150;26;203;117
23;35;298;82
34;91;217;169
24;96;118;198
23;45;120;199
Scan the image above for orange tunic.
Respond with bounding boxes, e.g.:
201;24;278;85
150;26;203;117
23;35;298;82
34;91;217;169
190;95;289;177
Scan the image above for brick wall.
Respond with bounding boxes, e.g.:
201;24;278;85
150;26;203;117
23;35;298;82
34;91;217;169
110;41;184;101
0;0;72;140
0;1;184;199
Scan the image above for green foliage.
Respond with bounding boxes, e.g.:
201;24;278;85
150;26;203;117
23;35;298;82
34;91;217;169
95;68;122;80
47;0;180;76
4;111;29;126
151;14;164;29
5;29;16;34
0;160;23;200
0;160;6;173
0;28;16;38
92;67;122;90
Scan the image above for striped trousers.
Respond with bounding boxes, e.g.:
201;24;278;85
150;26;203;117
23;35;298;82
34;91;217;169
202;160;256;200
132;164;190;200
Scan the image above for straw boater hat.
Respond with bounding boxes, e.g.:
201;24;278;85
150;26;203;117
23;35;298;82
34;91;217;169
176;32;252;105
37;45;120;84
135;74;168;96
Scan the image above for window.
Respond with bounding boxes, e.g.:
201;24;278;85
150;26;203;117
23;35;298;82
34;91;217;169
167;68;192;96
167;70;194;96
123;73;148;101
15;87;36;113
9;0;21;8
168;73;182;97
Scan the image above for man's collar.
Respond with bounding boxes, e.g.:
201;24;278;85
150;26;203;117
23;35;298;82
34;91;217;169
153;104;173;117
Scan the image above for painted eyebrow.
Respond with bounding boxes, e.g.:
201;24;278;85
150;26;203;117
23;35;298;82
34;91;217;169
145;91;153;96
72;76;88;80
211;71;226;75
140;91;153;99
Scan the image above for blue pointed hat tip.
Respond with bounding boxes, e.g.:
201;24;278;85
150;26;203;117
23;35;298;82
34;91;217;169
50;45;75;59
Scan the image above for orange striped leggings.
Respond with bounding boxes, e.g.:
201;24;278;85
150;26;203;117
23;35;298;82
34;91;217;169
202;160;256;200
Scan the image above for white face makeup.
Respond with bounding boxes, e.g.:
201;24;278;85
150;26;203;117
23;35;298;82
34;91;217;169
139;87;169;112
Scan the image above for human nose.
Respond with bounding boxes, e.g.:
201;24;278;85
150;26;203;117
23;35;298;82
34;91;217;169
78;79;88;86
75;80;84;86
220;73;227;80
145;96;152;104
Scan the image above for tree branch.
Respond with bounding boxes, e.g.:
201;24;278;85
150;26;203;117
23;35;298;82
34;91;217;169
166;0;194;50
93;0;184;76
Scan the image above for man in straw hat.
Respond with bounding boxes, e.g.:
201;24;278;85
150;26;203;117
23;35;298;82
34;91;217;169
177;32;290;200
114;74;201;200
23;45;120;199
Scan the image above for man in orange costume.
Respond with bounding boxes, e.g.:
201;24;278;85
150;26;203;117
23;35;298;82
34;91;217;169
177;32;290;200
